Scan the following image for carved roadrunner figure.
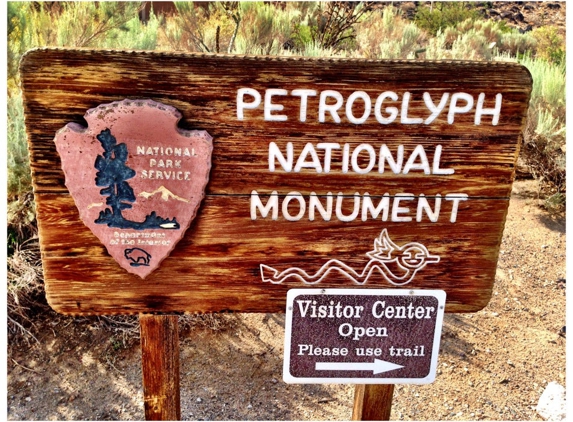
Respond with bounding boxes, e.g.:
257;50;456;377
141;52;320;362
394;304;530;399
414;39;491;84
260;229;440;286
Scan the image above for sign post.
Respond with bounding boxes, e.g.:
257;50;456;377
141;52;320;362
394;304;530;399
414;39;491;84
352;384;394;420
20;49;532;420
140;314;181;420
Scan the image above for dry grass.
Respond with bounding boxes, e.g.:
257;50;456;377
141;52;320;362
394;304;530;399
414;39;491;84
94;313;239;350
7;237;45;343
180;312;240;332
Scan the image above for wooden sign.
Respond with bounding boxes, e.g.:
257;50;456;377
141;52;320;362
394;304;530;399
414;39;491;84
20;49;532;315
283;289;446;384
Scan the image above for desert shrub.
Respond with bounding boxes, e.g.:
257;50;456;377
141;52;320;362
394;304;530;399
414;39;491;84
196;1;382;55
7;2;60;89
424;17;535;60
535;108;566;140
102;13;160;50
8;2;150;84
414;1;481;36
518;55;566;207
425;28;493;60
54;2;144;47
305;1;375;51
475;19;507;45
531;25;565;65
163;2;231;53
8;3;36;88
354;6;426;59
234;2;276;54
291;22;313;51
234;2;303;55
165;1;304;54
521;55;566;119
7;92;31;202
499;30;537;57
8;1;145;50
450;29;491;60
455;18;502;45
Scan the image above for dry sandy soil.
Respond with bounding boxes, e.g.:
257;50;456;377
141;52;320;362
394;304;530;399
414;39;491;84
7;179;566;420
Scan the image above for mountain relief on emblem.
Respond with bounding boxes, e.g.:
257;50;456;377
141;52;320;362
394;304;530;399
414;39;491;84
93;128;181;230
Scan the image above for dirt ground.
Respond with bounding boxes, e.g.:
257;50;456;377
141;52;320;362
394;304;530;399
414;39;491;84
6;179;566;420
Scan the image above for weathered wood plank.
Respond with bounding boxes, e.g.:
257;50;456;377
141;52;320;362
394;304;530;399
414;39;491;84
36;194;503;314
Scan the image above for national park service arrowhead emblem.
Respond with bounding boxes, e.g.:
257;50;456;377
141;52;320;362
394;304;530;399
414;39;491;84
54;99;213;278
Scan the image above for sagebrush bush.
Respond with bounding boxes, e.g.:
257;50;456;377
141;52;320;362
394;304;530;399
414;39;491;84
235;2;277;54
521;55;566;115
234;1;303;55
163;1;228;53
7;92;31;201
426;17;536;60
414;1;481;36
102;13;160;50
499;31;537;57
354;6;426;59
518;55;566;205
426;28;494;60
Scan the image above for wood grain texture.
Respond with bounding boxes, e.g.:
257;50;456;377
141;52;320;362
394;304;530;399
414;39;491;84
37;194;504;314
20;49;532;315
140;314;181;421
352;384;394;421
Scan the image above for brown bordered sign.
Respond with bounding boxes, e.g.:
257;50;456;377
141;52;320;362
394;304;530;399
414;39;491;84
20;49;532;315
283;289;446;384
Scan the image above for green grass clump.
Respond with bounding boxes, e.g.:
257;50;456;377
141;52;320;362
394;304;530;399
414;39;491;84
102;13;160;50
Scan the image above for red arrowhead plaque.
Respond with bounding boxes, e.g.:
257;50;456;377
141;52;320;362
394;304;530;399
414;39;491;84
54;99;213;278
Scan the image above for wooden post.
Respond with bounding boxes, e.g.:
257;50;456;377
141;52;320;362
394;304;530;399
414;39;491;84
140;314;181;421
352;384;394;421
